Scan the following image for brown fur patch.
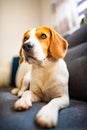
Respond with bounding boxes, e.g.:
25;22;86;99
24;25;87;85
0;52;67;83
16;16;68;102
49;28;68;59
36;27;51;57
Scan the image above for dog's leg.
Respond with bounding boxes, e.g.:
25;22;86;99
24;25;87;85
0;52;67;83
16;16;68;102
36;96;69;128
18;72;31;97
14;90;41;111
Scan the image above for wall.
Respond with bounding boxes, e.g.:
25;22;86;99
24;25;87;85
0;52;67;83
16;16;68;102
0;0;53;63
40;0;54;27
0;0;42;63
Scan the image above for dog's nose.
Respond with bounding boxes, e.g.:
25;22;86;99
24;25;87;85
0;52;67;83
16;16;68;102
22;42;34;51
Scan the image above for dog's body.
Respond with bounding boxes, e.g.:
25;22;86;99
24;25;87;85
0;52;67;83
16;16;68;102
14;26;69;128
11;62;32;97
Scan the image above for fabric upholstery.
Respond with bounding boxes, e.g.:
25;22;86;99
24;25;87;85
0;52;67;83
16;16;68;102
65;42;87;62
10;57;19;87
64;41;87;101
0;87;87;130
66;24;87;48
67;56;87;101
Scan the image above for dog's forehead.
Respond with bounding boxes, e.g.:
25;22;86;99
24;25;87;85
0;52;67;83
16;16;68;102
24;28;36;38
36;27;51;36
30;28;36;36
24;27;50;37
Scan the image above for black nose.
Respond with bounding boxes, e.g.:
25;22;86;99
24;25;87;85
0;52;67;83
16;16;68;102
22;42;34;51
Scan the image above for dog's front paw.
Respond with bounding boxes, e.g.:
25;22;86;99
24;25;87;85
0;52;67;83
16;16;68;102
18;90;24;97
14;97;32;111
35;106;58;128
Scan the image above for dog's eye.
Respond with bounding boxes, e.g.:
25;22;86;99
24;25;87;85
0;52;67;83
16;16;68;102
40;34;47;39
24;37;28;42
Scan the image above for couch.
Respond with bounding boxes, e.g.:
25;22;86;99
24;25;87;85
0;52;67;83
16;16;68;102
0;24;87;130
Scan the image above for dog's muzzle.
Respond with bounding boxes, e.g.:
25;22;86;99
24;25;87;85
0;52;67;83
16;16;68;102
22;42;37;63
22;42;34;52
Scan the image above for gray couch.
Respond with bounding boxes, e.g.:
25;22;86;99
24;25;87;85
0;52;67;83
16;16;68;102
0;24;87;130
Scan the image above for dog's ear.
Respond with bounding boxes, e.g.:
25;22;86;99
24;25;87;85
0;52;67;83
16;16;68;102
49;28;68;59
19;46;24;64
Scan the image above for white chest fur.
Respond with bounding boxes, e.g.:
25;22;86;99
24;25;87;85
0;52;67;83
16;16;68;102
30;59;69;102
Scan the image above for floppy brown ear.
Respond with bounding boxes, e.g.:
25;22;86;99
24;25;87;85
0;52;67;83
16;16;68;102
19;47;24;64
49;28;68;59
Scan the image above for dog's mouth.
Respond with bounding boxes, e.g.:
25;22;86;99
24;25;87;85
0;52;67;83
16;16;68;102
23;50;35;61
24;50;46;65
25;55;37;61
25;54;46;66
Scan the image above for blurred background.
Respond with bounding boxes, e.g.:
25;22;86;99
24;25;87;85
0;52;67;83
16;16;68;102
0;0;87;63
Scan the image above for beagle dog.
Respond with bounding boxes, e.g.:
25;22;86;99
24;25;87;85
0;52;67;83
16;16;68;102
14;26;69;128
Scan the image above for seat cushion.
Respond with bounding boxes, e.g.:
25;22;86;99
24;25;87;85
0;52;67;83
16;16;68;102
66;56;87;102
65;42;87;62
66;24;87;48
0;87;87;130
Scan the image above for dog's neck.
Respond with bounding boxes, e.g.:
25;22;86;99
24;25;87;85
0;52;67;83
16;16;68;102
32;57;59;70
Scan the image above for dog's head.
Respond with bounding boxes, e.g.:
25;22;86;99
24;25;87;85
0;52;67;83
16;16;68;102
19;26;68;64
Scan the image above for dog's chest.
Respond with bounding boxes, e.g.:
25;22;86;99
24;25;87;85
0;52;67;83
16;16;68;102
31;66;52;86
30;62;57;93
29;60;68;102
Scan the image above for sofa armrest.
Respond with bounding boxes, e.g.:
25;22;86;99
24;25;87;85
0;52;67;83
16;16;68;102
10;57;19;87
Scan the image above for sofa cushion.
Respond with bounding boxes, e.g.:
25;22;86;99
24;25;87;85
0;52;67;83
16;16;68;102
65;42;87;62
67;56;87;101
0;87;87;130
66;24;87;48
